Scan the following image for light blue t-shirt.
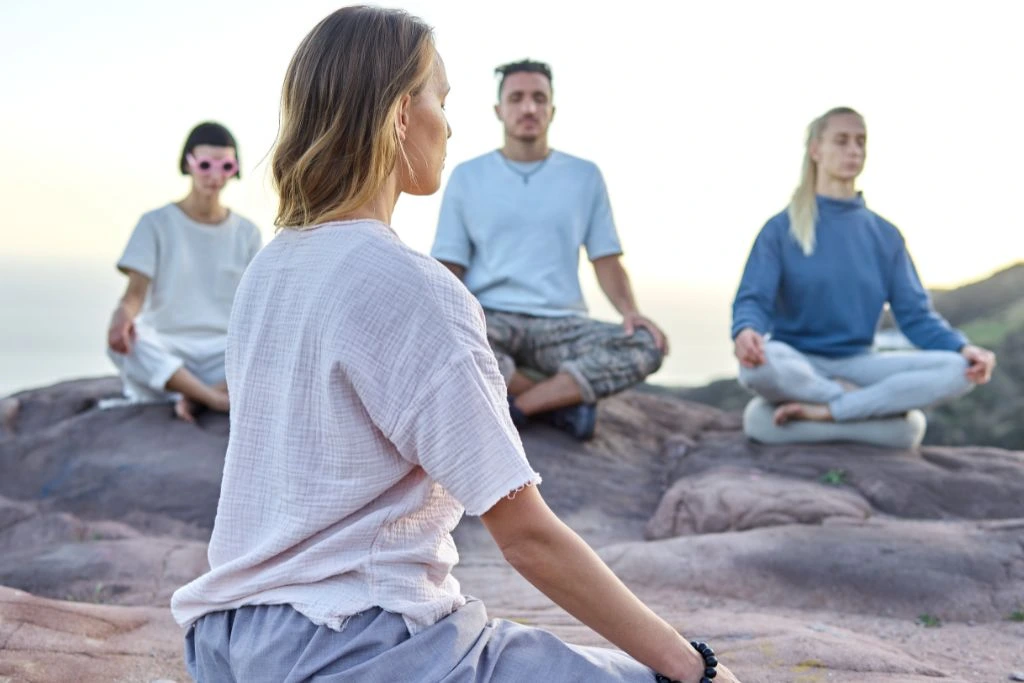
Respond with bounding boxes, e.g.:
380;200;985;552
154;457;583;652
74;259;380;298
431;150;623;317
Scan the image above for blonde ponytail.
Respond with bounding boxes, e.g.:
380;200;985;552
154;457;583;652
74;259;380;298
787;107;863;255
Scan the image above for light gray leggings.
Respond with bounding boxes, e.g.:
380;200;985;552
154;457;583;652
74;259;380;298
738;341;973;421
185;599;656;682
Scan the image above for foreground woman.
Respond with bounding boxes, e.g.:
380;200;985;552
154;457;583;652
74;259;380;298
171;6;736;683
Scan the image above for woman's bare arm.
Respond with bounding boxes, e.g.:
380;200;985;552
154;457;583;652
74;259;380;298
481;485;737;683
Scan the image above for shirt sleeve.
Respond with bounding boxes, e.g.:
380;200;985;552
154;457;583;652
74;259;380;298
388;347;541;516
343;253;540;517
117;213;158;278
583;166;623;261
888;239;967;351
731;220;782;339
430;169;473;268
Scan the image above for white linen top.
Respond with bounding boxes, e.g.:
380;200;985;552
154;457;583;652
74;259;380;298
117;203;262;342
170;220;541;635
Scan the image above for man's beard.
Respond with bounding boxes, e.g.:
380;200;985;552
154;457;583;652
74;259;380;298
508;127;541;144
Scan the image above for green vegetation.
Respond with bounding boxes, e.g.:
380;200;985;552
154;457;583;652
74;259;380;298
917;614;942;628
794;659;826;669
62;582;108;604
819;469;847;486
960;298;1024;348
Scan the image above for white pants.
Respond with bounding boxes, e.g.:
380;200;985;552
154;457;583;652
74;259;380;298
738;340;973;421
106;326;226;403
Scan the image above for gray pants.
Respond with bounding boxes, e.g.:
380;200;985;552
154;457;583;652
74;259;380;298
738;340;973;421
484;309;663;404
185;598;657;682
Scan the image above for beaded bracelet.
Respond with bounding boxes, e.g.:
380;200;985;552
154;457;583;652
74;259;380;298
654;640;719;683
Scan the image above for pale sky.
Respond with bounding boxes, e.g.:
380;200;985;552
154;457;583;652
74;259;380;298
0;0;1021;394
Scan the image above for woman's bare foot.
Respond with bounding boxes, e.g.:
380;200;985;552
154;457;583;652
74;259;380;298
836;378;860;392
173;390;228;424
174;397;199;424
773;401;833;425
165;371;230;422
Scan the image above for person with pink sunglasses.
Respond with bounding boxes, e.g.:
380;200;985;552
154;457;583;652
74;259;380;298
105;121;262;423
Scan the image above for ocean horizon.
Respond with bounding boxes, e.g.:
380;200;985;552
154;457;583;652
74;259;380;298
0;350;732;399
0;256;741;398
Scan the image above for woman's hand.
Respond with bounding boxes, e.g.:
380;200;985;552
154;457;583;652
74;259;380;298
108;271;150;354
662;647;742;683
713;662;742;683
483;486;718;681
961;344;996;384
733;328;765;368
107;305;137;354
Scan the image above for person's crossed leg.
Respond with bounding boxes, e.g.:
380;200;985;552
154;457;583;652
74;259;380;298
740;340;973;425
488;310;663;440
108;329;230;424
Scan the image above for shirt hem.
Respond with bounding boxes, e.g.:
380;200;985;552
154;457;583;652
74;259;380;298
430;251;470;268
116;260;156;280
462;470;543;517
586;248;624;262
479;304;588;318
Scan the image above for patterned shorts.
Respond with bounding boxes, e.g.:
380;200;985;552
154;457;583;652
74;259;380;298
483;309;663;403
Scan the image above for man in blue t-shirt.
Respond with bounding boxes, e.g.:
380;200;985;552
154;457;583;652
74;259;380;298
431;59;666;440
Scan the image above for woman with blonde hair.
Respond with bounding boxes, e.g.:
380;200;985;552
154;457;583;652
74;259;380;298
171;6;737;683
732;107;995;431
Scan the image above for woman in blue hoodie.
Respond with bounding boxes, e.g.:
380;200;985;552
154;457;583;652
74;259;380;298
731;107;996;427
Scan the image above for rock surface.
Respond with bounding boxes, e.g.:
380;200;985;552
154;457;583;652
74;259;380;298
1;377;1023;682
644;467;873;538
0;585;184;683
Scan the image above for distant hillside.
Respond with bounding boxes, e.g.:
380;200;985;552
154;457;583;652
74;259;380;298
926;324;1024;449
930;262;1024;328
880;262;1024;347
654;261;1024;450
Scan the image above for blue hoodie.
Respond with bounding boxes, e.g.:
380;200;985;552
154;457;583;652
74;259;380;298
731;194;966;357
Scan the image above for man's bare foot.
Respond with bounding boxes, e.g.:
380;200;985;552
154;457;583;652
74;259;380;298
773;402;833;426
836;378;860;392
174;397;198;424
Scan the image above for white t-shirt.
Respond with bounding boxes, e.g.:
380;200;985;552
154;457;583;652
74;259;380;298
170;220;541;635
117;203;262;342
431;150;623;317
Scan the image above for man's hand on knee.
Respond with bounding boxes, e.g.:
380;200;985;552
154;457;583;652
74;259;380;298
623;312;669;354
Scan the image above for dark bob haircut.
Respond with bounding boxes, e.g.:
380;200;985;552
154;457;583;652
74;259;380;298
179;121;240;178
